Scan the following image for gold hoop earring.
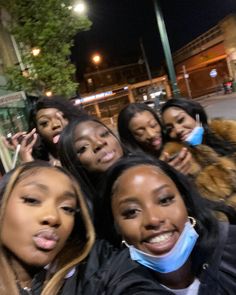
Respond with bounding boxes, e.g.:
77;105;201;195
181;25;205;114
188;216;196;227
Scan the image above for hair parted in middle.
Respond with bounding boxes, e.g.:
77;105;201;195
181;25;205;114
99;153;236;255
117;102;165;155
0;160;95;295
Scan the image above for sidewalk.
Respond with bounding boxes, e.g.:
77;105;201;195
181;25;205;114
193;91;236;103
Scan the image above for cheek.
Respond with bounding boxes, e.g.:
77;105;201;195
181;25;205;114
1;211;33;256
60;217;75;242
79;153;95;169
134;134;144;142
116;219;141;244
38;128;50;139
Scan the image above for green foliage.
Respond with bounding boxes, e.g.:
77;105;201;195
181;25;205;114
0;0;92;97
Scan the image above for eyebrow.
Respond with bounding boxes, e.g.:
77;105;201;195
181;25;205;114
22;182;49;192
22;182;76;199
116;184;170;205
117;197;140;206
74;126;107;142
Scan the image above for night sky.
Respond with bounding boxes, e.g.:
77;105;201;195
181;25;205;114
72;0;236;78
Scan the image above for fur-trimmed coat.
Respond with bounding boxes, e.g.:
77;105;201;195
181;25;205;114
163;119;236;206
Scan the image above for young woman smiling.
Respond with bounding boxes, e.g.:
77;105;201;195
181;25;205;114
117;103;192;175
100;154;236;294
161;98;236;206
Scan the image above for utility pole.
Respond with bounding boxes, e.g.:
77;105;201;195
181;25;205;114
153;0;180;98
139;38;153;83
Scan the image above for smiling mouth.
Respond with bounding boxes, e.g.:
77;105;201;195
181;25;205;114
142;231;177;255
147;232;173;244
150;137;161;147
99;151;115;163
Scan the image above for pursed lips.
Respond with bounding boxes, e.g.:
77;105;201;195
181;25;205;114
33;229;59;251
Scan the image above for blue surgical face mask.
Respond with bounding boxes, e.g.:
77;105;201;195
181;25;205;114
124;221;199;273
185;126;204;146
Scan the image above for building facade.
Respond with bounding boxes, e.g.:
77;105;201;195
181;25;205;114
173;14;236;98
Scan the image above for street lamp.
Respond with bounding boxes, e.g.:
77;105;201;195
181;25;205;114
92;54;102;66
45;91;52;97
73;2;87;14
152;0;180;98
31;47;41;56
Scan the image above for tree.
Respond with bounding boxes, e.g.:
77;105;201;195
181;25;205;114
0;0;91;97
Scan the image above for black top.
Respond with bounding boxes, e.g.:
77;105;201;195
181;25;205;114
20;240;165;295
20;223;236;294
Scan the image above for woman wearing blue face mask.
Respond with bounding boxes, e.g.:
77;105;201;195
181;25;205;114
100;154;236;294
161;98;236;206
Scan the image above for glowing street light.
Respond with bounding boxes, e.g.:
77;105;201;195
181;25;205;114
73;2;86;14
45;91;53;97
92;54;102;66
31;47;41;56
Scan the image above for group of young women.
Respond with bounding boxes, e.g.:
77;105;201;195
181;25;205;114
1;95;236;294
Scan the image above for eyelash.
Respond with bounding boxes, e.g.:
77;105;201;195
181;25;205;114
39;121;48;127
177;117;184;124
159;195;175;205
122;208;140;219
21;196;77;215
77;146;86;154
61;206;77;215
121;195;175;218
100;130;110;137
21;196;40;205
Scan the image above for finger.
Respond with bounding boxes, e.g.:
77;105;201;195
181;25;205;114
25;133;38;149
2;136;15;150
56;111;68;127
160;152;170;162
20;129;37;147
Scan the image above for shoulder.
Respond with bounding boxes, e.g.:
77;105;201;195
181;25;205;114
79;240;169;295
209;119;236;142
201;222;236;292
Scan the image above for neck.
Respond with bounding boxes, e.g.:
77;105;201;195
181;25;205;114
155;259;195;289
9;255;41;289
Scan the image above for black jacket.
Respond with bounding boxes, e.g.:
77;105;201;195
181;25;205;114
62;223;236;294
25;240;167;295
61;239;165;294
22;223;236;294
135;222;236;295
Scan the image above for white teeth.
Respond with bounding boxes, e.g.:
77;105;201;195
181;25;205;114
148;232;172;244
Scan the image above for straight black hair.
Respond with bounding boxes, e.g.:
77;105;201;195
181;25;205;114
161;98;236;156
58;116;128;218
118;103;165;157
27;96;88;161
99;153;236;273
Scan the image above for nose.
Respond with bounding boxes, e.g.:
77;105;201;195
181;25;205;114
142;207;163;230
145;127;156;140
51;119;62;131
93;138;107;153
172;124;183;138
40;205;61;228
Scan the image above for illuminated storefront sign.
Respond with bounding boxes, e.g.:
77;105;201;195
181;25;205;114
74;91;114;105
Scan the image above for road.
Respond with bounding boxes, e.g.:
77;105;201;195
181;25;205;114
194;92;236;120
